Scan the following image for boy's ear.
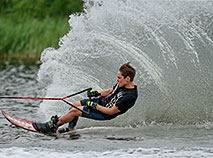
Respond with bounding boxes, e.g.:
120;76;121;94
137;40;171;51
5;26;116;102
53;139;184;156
126;76;131;82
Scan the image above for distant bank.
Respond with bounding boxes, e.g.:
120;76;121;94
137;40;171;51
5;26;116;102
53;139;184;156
0;17;70;61
0;0;83;61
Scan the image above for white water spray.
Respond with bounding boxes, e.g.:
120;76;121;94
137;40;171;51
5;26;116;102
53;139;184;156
37;0;213;126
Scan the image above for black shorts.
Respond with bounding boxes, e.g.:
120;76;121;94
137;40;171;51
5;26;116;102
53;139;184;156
80;97;117;120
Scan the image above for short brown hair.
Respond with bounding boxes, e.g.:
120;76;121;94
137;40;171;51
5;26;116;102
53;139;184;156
119;62;136;81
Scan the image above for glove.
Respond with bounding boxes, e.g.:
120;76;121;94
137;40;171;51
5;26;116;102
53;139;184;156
87;89;100;98
86;101;98;110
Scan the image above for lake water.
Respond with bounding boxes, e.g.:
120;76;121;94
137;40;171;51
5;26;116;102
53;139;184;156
0;62;213;157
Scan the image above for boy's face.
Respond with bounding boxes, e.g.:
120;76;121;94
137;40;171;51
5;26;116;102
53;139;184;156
117;71;130;87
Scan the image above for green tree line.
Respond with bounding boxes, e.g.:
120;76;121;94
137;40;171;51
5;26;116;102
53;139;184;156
0;0;84;61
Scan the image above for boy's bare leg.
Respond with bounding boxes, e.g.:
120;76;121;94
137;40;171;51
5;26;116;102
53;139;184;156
57;101;82;125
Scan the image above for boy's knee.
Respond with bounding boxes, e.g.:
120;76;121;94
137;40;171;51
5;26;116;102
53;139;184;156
68;107;82;116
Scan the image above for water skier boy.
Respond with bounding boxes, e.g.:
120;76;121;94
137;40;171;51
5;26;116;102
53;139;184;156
33;62;138;134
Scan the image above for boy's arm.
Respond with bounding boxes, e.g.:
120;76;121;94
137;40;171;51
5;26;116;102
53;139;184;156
96;104;120;115
98;88;113;97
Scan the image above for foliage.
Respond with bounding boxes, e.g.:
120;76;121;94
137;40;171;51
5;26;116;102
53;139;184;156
0;0;84;19
0;16;70;60
0;0;84;60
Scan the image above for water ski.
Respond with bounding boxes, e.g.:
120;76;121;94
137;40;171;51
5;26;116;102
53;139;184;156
2;110;84;139
1;110;56;136
2;110;39;132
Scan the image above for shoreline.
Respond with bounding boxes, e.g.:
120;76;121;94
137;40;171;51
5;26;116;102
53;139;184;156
0;56;40;62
